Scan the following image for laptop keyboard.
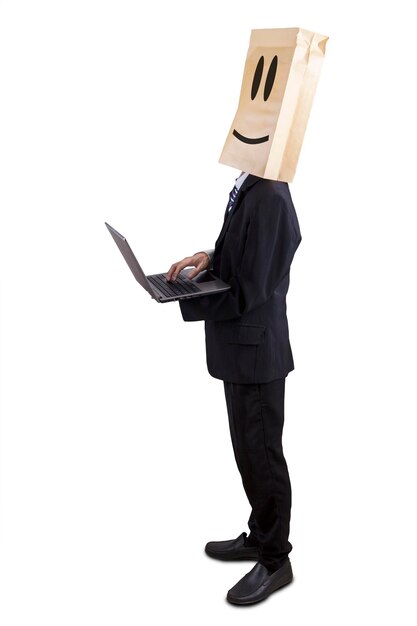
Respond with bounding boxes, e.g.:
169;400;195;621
147;273;201;299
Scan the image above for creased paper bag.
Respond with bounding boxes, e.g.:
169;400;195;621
219;27;329;182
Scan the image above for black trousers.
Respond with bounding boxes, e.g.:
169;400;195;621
223;377;292;571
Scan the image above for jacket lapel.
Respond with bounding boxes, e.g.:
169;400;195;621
215;174;261;249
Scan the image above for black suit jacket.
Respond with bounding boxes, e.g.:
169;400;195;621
179;174;302;384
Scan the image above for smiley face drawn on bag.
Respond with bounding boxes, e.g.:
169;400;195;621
232;55;278;145
219;28;329;181
219;38;292;177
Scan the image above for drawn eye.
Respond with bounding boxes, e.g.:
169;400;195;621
263;56;278;101
251;56;264;100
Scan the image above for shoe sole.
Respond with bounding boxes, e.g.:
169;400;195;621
226;572;294;605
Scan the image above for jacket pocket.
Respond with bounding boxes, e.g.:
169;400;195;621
220;323;266;345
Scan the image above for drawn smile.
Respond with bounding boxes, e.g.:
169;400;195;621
232;129;269;144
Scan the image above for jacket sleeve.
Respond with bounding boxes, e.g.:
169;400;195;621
179;193;301;322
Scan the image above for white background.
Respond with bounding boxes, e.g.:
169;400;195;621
0;0;416;623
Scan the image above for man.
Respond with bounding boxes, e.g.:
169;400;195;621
166;170;301;604
166;27;328;605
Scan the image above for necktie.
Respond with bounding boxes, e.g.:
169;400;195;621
226;185;239;216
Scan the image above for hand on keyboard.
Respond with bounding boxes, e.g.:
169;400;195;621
166;251;210;282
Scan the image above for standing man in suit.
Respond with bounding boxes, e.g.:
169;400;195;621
166;28;328;605
167;171;301;605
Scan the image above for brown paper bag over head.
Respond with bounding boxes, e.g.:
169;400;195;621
219;27;329;182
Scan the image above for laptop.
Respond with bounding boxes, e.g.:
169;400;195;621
105;222;231;303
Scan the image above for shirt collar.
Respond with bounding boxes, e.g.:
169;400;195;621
235;171;249;190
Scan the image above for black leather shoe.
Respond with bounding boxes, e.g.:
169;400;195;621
226;559;293;605
205;532;260;561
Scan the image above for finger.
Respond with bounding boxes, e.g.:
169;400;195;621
166;263;178;281
172;258;191;281
187;261;205;280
